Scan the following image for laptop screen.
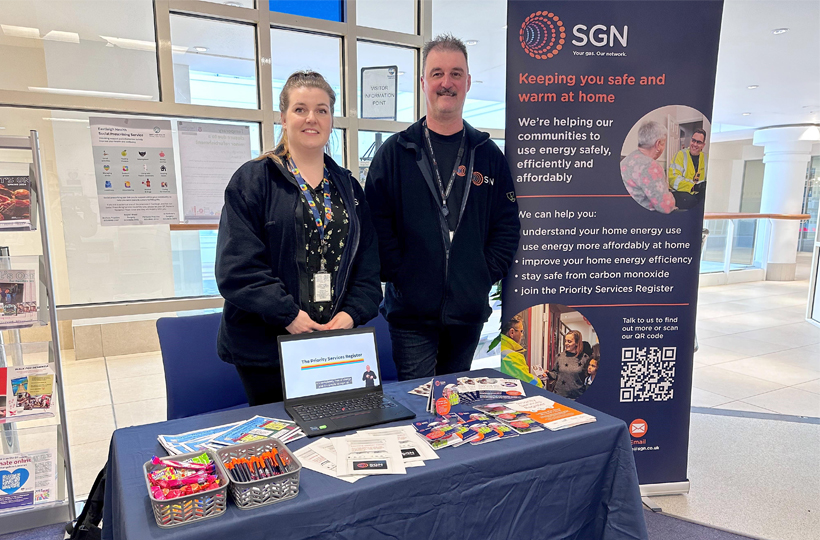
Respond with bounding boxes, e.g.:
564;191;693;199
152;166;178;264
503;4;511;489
279;328;382;400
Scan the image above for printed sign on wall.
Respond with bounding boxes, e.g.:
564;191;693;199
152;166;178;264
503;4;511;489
90;117;179;226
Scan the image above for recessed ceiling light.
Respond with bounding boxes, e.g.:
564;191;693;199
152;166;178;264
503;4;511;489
772;28;789;35
398;71;405;75
30;87;154;100
1;25;40;39
465;40;478;46
224;1;243;6
193;46;208;52
44;30;80;44
42;117;89;123
747;85;759;89
742;112;752;116
474;80;484;84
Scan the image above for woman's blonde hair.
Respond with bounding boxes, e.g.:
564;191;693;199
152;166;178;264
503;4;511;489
261;70;336;164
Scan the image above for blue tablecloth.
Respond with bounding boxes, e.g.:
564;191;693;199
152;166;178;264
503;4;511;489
102;369;647;540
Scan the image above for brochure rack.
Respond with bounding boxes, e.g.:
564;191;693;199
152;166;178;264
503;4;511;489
0;132;75;534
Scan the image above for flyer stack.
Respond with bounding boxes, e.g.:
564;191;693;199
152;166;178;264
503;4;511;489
158;415;304;455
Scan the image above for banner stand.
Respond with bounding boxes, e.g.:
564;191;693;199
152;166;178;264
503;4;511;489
503;0;724;488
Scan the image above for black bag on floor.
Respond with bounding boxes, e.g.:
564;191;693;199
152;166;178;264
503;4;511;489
66;466;106;540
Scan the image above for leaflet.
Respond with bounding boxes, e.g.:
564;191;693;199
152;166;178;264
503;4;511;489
333;435;406;476
208;416;305;446
354;425;438;465
507;396;596;431
293;443;360;483
158;422;243;455
1;364;54;421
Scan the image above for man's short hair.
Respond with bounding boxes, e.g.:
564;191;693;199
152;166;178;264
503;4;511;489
501;314;523;335
422;34;469;74
637;121;667;149
692;128;707;141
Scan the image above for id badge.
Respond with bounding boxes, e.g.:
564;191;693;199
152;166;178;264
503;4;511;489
313;271;332;303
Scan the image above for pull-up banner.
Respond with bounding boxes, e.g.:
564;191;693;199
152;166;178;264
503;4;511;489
503;0;724;488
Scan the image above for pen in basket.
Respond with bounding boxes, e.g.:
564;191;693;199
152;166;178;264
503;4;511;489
224;450;293;483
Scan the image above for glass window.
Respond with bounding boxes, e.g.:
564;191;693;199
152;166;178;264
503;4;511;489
169;15;258;109
740;160;764;213
356;0;416;35
270;0;343;23
432;0;507;129
273;125;345;167
0;106;261;305
270;29;342;117
0;0;159;101
357;42;415;123
358;130;395;185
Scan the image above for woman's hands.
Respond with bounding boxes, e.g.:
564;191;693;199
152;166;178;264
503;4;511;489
325;311;354;330
285;310;354;334
286;310;326;334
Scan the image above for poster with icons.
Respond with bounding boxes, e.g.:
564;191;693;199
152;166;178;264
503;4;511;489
89;117;179;226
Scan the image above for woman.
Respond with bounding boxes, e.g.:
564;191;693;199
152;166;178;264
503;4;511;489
215;71;382;406
547;330;590;400
620;120;676;214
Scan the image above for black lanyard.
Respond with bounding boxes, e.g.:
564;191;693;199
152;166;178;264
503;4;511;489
422;121;466;217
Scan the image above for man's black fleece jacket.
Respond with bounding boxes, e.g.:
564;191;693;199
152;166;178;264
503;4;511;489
365;118;521;327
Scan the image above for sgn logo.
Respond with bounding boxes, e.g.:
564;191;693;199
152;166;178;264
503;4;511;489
519;11;566;60
520;10;628;60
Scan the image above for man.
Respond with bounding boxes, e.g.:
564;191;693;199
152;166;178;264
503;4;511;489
362;365;377;387
669;128;707;209
499;315;543;388
620;121;676;214
365;34;520;381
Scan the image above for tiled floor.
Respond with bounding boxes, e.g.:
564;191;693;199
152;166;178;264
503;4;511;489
11;257;819;539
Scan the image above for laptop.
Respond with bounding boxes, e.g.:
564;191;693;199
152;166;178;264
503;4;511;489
278;327;415;437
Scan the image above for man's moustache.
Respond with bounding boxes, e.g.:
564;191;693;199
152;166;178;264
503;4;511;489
437;89;457;96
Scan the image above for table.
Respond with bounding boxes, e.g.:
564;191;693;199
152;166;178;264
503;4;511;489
102;369;648;540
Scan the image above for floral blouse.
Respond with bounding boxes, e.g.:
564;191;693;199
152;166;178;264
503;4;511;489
620;150;676;214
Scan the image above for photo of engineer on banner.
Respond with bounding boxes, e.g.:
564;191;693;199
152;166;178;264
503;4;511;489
620;106;711;213
499;304;599;400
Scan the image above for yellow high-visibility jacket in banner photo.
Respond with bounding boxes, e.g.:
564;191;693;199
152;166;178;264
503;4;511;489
669;148;707;194
499;334;543;388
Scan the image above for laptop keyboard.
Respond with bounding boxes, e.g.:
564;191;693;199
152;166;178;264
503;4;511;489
294;394;397;421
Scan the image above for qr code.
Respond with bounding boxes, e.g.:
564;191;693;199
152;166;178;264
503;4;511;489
620;347;676;402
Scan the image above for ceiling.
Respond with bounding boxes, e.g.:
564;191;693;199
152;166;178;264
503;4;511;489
435;0;820;140
0;0;817;142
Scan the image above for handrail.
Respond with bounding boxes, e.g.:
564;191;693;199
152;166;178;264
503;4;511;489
170;223;219;231
704;213;810;221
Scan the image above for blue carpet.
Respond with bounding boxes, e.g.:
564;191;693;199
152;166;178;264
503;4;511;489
0;523;65;540
646;510;759;539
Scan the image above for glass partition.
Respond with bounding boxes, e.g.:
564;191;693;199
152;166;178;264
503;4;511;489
0;0;160;102
170;15;258;109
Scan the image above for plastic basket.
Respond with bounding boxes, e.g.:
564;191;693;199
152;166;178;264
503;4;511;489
143;450;229;528
215;439;301;510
